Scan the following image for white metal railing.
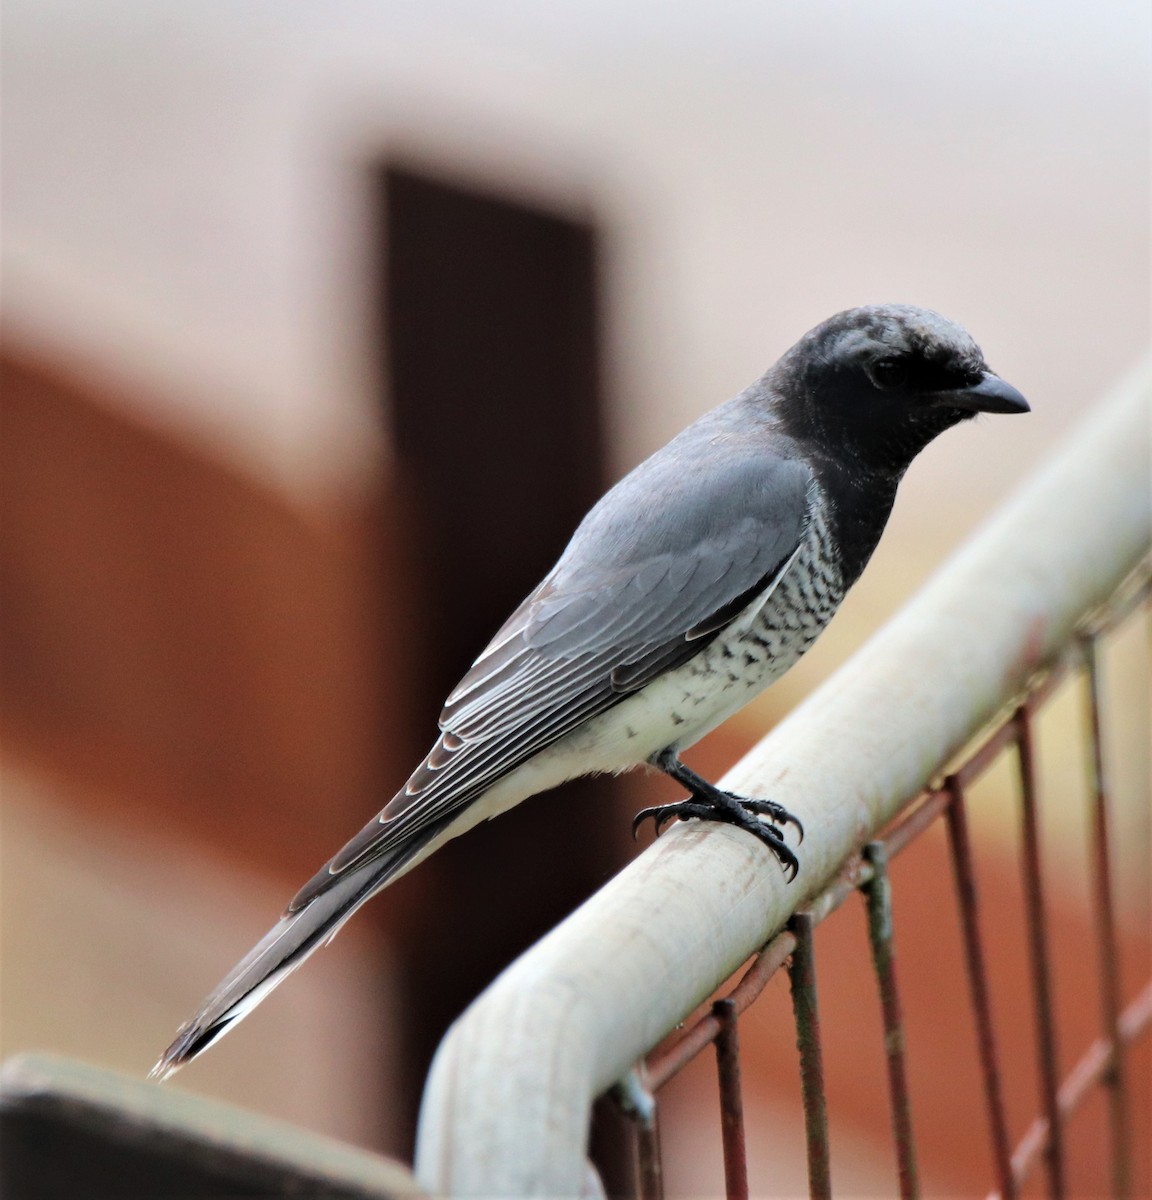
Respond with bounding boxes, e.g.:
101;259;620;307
414;369;1151;1198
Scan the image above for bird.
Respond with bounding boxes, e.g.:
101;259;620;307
152;303;1028;1079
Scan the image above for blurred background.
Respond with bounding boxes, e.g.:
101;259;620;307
1;2;1148;1195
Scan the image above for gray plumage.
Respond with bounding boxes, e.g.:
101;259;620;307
153;303;1027;1078
309;421;811;891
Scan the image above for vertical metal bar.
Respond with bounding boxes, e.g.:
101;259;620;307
712;998;750;1200
634;1108;664;1200
945;777;1017;1200
863;841;920;1199
616;1068;663;1200
1014;705;1066;1198
788;912;833;1200
1080;635;1132;1199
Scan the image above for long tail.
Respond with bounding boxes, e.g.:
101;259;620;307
150;833;435;1081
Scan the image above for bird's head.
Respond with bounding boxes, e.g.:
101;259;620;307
771;304;1029;471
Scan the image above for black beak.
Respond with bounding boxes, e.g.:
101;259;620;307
932;373;1030;414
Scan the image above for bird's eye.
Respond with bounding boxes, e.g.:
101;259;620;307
868;358;909;389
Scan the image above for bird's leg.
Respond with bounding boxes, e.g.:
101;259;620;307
632;748;803;881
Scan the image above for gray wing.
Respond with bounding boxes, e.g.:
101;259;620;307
289;421;812;910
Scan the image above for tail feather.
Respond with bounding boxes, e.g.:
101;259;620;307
151;833;434;1080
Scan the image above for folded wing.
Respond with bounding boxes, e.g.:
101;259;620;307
289;436;813;911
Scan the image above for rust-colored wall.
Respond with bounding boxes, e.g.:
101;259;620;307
0;348;419;892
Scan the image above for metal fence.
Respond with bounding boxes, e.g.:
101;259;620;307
633;563;1150;1200
415;371;1151;1199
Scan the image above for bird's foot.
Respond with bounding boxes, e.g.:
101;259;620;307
631;796;800;881
631;794;802;839
634;749;802;882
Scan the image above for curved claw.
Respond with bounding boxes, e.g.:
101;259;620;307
770;808;804;843
632;801;710;840
657;811;680;836
630;808;651;841
725;793;805;842
780;846;800;882
751;824;800;882
631;805;671;839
